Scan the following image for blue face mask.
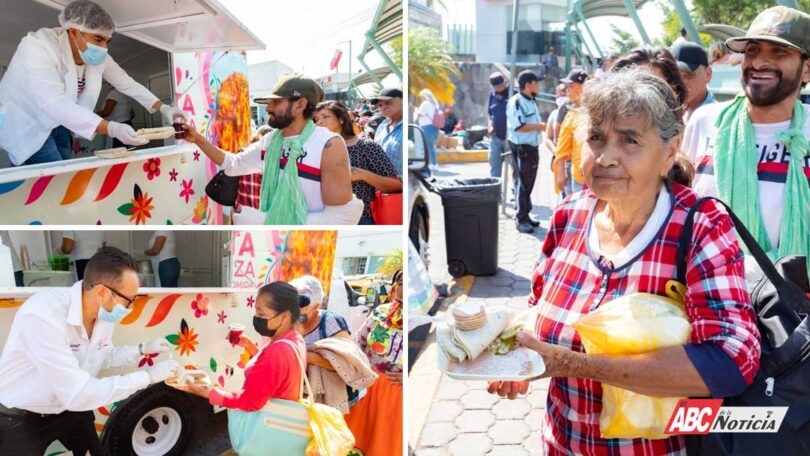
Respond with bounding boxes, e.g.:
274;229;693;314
99;302;131;323
76;33;108;66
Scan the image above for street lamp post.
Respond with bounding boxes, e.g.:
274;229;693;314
338;39;353;102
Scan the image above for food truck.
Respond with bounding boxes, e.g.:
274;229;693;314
0;0;263;225
0;229;371;455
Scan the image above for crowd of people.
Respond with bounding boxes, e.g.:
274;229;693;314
0;246;403;455
481;5;810;454
184;77;404;226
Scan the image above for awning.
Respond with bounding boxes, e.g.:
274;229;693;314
31;0;265;53
353;67;394;87
571;0;650;19
360;0;402;56
699;24;747;42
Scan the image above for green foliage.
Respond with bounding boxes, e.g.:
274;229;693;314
392;28;460;105
378;248;403;278
654;0;810;47
610;24;640;54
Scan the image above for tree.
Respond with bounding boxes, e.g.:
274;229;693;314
378;248;403;278
391;27;460;105
653;0;810;47
610;24;640;55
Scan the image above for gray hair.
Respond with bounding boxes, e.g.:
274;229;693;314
574;68;684;146
58;0;115;36
289;275;325;306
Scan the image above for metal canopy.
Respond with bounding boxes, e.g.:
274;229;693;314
699;24;747;42
30;0;265;53
360;0;402;56
573;0;649;19
353;67;394;87
357;0;402;84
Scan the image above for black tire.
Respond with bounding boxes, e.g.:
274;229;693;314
448;260;466;278
409;204;430;268
100;383;208;456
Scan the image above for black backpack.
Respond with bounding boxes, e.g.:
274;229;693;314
676;197;810;455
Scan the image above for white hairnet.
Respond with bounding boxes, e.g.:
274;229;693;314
290;275;325;306
58;0;115;37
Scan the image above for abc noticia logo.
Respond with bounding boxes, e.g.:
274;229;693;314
664;399;788;435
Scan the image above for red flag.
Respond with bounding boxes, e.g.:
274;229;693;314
330;49;343;71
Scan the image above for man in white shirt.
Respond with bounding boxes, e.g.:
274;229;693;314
0;247;178;455
61;230;105;280
182;75;361;225
683;6;810;280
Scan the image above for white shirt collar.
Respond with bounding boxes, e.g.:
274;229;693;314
66;280;86;330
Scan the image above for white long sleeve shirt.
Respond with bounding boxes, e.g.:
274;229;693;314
0;281;150;414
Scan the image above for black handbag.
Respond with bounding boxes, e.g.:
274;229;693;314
676;197;810;456
205;170;239;207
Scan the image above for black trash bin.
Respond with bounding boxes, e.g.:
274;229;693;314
433;177;501;278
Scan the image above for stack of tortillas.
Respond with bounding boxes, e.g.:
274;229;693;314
452;302;487;331
437;305;513;362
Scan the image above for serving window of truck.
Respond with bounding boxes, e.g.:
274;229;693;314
0;0;264;225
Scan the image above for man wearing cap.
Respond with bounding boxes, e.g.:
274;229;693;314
553;69;589;197
671;42;716;122
683;5;810;280
373;88;404;175
0;0;188;166
487;72;510;178
507;70;545;234
183;75;361;225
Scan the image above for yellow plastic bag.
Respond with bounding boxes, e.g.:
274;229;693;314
572;287;691;440
305;401;355;456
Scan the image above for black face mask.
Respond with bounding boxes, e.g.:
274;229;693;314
253;312;283;338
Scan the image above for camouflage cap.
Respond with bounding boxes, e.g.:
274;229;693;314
725;6;810;56
254;74;324;106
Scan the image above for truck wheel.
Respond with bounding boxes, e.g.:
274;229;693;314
409;207;430;268
448;260;466;278
101;383;207;456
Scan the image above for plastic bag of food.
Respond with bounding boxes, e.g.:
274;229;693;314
305;401;355;456
572;291;691;439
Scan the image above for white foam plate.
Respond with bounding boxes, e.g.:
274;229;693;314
136;127;176;140
165;369;212;390
438;346;545;382
94;147;134;159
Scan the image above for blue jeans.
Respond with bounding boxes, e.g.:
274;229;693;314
489;136;505;178
421;124;440;166
565;161;584;196
158;258;181;287
24;126;72;165
358;216;375;225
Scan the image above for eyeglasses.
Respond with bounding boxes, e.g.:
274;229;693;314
98;284;136;308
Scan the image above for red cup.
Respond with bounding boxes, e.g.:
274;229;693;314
228;323;245;347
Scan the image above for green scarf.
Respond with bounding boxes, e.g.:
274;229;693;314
259;120;315;225
714;95;810;266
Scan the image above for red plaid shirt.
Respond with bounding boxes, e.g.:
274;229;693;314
236;173;262;210
530;183;760;455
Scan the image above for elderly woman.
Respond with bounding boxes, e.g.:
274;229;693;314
489;70;760;454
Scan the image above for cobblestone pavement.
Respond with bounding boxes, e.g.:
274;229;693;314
410;153;558;455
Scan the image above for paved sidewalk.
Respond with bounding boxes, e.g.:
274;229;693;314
410;154;558;455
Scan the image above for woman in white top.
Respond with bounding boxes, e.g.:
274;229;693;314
145;231;179;287
417;89;441;169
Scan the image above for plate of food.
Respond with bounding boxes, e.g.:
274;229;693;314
165;369;211;391
135;126;175;141
437;304;545;381
94;147;134;159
